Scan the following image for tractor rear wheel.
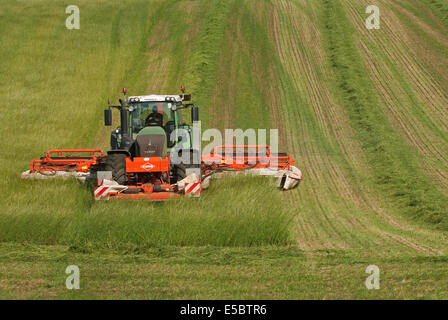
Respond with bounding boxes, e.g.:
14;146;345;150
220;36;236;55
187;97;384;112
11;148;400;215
105;153;127;185
176;163;186;182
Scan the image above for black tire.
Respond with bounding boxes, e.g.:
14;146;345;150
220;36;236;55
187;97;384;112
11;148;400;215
176;163;186;182
105;153;128;185
171;149;200;167
171;149;200;183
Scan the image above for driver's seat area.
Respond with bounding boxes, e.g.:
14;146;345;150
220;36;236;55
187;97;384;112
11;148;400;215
145;112;163;127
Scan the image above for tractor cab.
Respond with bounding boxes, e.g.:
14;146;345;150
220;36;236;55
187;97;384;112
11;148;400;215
104;89;198;154
128;99;181;148
102;87;200;188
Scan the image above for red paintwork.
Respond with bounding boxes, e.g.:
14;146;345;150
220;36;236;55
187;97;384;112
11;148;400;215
30;149;103;173
28;144;296;200
109;191;182;200
125;156;169;173
201;145;294;175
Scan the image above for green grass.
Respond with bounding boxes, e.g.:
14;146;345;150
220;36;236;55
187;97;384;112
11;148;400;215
1;243;448;299
321;0;448;228
1;0;448;299
422;0;448;28
0;176;294;248
71;176;294;249
0;0;294;249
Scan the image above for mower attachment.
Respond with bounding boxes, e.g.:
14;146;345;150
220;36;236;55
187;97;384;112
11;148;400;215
22;145;301;201
21;149;103;181
201;145;303;190
93;172;201;201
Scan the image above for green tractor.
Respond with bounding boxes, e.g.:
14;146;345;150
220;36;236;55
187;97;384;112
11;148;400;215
102;87;201;198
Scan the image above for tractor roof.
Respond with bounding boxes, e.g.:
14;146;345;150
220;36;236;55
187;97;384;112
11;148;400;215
128;94;183;103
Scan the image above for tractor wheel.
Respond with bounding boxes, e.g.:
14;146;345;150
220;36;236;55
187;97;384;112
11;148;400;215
176;163;186;182
105;153;128;185
174;149;200;181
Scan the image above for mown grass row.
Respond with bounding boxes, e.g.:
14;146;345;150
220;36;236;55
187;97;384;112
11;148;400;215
182;0;234;128
2;242;448;299
422;0;448;28
321;0;448;228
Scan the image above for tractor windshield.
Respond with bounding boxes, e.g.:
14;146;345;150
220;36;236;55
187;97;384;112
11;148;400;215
130;101;181;134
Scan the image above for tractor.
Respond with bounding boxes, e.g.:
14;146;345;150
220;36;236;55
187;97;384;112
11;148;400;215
98;87;201;199
22;87;303;200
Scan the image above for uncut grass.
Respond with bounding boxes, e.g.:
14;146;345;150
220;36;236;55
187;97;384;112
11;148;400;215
0;180;90;244
0;0;164;240
69;176;294;249
0;176;294;248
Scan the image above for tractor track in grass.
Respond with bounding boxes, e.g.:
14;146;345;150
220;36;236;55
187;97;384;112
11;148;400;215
359;43;448;192
357;38;448;190
270;0;386;250
344;0;448;128
390;1;448;48
145;20;173;93
325;0;447;224
208;12;241;130
343;0;448;192
366;0;448;120
344;0;448;124
263;0;448;254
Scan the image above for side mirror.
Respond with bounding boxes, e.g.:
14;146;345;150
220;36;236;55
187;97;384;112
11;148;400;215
191;106;199;122
104;109;112;126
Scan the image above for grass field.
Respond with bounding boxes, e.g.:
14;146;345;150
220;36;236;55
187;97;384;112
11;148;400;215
0;0;447;299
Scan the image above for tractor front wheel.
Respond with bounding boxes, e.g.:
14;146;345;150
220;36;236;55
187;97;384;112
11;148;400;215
105;153;128;185
176;163;186;182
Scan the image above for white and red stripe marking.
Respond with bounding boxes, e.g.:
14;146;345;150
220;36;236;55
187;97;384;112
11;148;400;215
184;182;201;197
94;186;114;200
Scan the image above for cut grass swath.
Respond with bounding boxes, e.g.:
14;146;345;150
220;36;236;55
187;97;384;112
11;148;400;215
321;0;448;229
